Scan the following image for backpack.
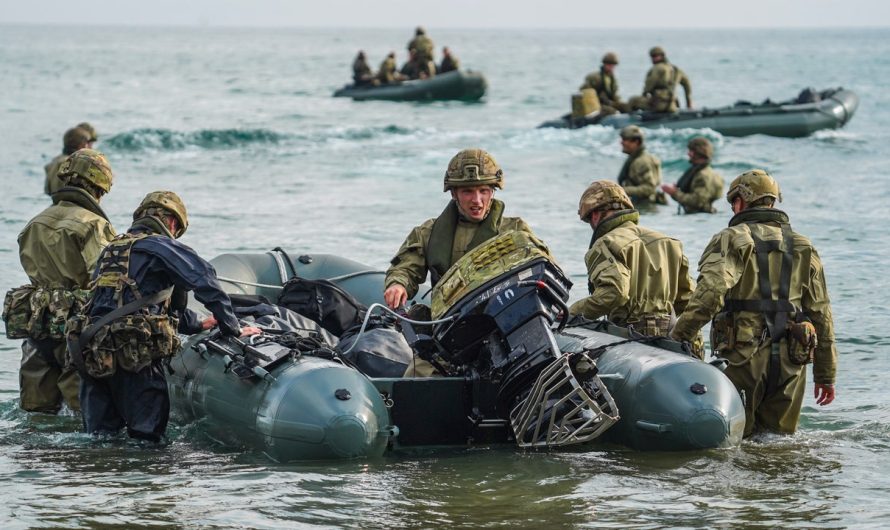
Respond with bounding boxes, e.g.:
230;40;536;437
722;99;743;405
277;277;366;337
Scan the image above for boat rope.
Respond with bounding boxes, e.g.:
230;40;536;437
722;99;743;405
338;303;457;358
217;270;384;291
217;276;284;290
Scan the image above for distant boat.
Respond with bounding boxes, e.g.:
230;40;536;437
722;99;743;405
333;70;487;102
539;87;859;138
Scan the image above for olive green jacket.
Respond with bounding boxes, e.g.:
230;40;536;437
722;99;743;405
385;202;533;299
43;153;68;196
18;187;116;289
353;57;371;82
408;35;434;60
377;57;397;84
643;61;692;113
672;163;724;214
618;147;662;203
439;55;459;74
672;209;837;384
580;69;621;107
569;211;694;323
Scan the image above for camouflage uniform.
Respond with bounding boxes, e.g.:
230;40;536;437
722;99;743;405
353;53;372;85
569;181;695;339
77;191;241;441
439;52;460;74
408;30;434;63
617;146;662;204
672;172;837;436
376;55;398;84
386;148;537;299
385;200;534;299
44;126;91;196
672;164;724;214
639;60;692;113
400;57;436;80
17;151;116;412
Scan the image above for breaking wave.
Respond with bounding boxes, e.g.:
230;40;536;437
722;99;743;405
105;128;289;151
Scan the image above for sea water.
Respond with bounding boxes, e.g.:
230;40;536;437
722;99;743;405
1;26;888;527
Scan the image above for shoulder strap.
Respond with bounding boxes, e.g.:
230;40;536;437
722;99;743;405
723;223;795;341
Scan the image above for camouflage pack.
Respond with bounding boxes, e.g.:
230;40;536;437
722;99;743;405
431;230;554;319
3;285;36;339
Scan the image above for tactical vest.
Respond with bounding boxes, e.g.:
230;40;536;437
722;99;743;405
426;199;504;287
600;67;616;101
651;63;680;111
617;149;643;187
67;232;181;378
716;210;815;393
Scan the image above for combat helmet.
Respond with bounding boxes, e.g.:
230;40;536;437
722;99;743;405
57;148;113;193
76;122;98;143
578;180;634;221
134;190;189;238
619;125;644;141
602;52;619;65
726;170;782;205
649;46;666;57
444;148;504;191
687;137;713;160
62;127;91;154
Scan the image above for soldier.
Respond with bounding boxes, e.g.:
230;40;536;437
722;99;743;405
384;148;539;309
44;126;91;196
617;125;662;205
630;46;693;113
400;48;436;80
439;46;460;74
661;137;724;214
76;122;98;147
671;170;837;437
569;181;697;343
407;26;434;64
579;52;628;114
352;50;372;86
376;52;399;85
6;149;117;413
70;191;260;442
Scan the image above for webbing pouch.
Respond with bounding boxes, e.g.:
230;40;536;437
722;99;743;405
3;285;36;339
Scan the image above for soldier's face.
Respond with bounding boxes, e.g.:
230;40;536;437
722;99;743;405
620;138;640;154
453;185;494;222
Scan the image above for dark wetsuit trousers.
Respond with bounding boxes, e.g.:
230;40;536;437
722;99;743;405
80;361;170;442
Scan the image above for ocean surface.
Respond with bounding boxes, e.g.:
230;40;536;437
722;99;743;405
1;26;889;528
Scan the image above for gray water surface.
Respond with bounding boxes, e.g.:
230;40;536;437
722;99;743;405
1;26;888;528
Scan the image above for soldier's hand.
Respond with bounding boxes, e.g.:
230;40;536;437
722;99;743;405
384;284;408;310
815;383;835;406
201;316;218;330
661;183;677;196
239;326;262;337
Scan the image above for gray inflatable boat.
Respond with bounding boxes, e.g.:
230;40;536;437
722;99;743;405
168;248;744;461
333;70;487;101
539;87;858;138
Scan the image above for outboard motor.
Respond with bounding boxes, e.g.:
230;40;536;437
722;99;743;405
429;231;618;448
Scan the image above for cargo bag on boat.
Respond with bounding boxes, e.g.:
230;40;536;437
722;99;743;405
277;277;366;336
338;326;413;377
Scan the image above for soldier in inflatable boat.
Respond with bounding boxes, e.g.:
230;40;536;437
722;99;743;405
384;148;545;310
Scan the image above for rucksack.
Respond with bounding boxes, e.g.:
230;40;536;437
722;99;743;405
277;277;366;337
